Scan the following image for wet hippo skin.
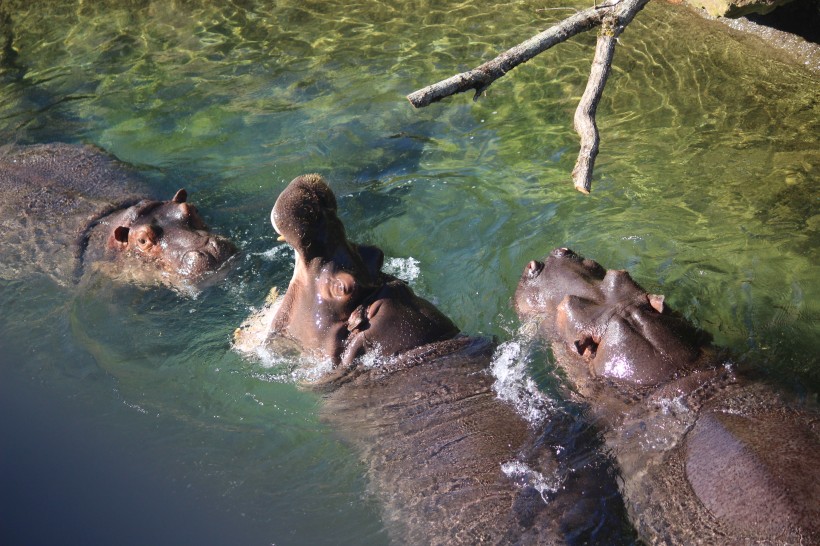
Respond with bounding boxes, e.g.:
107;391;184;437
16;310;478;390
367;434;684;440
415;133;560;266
515;247;820;544
266;173;459;366
235;176;634;545
0;143;236;292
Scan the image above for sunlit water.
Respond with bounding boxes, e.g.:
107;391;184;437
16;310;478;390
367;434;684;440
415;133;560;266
1;0;817;544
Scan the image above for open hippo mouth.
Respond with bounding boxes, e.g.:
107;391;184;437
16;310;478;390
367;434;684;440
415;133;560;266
515;247;710;386
265;174;459;368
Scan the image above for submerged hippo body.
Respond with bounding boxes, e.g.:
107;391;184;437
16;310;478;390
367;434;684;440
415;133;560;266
235;176;632;544
515;248;820;544
0;143;236;291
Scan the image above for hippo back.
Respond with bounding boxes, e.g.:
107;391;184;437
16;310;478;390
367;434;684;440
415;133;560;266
0;143;149;283
320;338;633;545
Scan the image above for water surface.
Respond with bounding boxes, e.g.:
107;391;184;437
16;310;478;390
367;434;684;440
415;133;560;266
1;0;818;544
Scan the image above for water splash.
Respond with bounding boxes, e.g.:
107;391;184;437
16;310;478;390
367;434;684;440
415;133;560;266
256;244;293;262
490;340;555;426
357;343;386;369
383;256;420;284
501;460;563;504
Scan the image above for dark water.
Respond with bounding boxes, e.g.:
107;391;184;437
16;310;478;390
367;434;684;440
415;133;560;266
1;0;817;544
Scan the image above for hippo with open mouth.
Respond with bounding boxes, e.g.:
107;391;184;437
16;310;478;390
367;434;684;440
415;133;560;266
515;247;820;544
0;143;237;292
234;175;634;544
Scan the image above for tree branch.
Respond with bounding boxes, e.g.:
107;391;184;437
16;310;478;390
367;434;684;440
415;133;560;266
407;0;651;193
406;6;609;108
572;20;619;194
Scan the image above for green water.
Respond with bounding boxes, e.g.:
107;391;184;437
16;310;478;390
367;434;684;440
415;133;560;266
1;0;817;544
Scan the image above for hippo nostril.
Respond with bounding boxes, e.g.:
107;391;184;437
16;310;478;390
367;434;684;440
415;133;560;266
552;248;575;258
210;237;237;261
574;334;598;359
181;250;214;276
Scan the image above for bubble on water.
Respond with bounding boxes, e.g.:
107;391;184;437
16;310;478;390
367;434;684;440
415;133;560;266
490;340;555;426
291;357;334;383
656;395;689;416
357;343;386;369
257;244;293;261
251;349;333;384
501;460;563;504
383;256;420;284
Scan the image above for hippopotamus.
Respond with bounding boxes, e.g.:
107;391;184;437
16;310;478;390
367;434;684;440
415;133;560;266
0;143;236;292
234;175;634;544
515;247;820;544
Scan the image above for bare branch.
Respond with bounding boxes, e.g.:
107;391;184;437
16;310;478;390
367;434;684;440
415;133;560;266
407;0;651;193
406;6;609;108
573;0;649;193
572;22;618;194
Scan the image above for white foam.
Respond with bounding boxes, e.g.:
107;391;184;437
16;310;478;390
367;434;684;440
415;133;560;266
251;350;334;384
656;395;690;416
490;340;555;426
357;343;386;369
255;244;293;261
383;256;420;283
501;460;563;504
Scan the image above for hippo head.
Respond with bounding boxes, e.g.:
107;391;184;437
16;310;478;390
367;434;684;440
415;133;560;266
515;248;711;387
269;174;459;366
103;188;236;288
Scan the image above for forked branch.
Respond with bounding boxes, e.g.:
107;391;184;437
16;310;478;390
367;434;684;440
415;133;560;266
407;0;651;193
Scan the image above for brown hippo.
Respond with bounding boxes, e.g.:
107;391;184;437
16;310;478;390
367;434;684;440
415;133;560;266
0;143;236;292
234;175;634;545
515;247;820;544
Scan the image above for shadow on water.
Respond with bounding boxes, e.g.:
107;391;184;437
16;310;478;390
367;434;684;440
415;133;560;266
1;273;390;546
0;362;279;546
747;0;820;44
0;9;23;79
0;8;91;143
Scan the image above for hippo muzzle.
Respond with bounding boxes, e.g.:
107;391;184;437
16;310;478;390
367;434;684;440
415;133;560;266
179;236;236;277
515;248;709;387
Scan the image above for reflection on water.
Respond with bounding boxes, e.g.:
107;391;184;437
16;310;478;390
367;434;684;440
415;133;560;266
1;0;818;543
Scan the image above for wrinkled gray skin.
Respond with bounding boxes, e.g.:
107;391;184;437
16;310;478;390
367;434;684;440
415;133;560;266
257;175;633;544
515;247;820;544
0;143;236;291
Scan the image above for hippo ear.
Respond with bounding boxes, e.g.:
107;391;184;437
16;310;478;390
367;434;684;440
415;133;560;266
648;294;665;313
172;188;188;203
113;226;130;246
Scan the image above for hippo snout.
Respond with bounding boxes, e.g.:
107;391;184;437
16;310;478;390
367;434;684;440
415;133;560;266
207;236;237;262
180;237;236;277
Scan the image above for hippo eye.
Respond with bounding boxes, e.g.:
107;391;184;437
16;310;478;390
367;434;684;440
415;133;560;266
133;226;160;250
136;236;155;249
329;272;356;299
